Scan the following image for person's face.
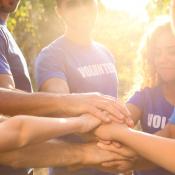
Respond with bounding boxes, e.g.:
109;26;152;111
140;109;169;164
58;0;98;33
153;28;175;83
0;0;20;14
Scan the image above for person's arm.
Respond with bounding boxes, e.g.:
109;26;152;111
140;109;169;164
95;122;175;173
39;77;133;124
0;87;129;122
170;0;175;35
0;140;127;169
0;114;101;152
96;103;171;172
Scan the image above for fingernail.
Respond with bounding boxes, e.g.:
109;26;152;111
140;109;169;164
105;118;111;122
97;142;103;147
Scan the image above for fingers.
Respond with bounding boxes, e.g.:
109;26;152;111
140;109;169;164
83;94;134;126
97;142;121;153
97;142;137;159
98;138;112;145
93;96;133;124
96;100;126;121
88;106;111;123
102;160;120;167
125;117;135;128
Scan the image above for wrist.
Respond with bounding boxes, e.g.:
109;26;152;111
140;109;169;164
69;144;85;165
73;117;84;134
80;143;96;165
55;94;71;116
112;125;132;142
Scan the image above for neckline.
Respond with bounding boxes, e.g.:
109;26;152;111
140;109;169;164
158;85;174;107
62;35;94;50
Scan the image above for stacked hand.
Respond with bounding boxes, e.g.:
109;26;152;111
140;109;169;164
71;96;136;173
65;93;134;126
93;122;137;172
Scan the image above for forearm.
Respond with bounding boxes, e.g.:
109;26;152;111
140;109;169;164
0;140;83;168
132;126;171;171
116;128;175;173
0;88;67;117
0;115;84;151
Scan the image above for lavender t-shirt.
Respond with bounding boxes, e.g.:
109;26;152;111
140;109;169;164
128;86;174;175
169;108;175;124
0;20;32;92
35;36;118;175
0;19;32;175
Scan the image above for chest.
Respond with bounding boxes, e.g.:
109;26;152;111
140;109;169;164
63;51;118;95
141;99;174;133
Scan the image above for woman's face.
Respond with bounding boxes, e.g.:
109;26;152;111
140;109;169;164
153;28;175;83
58;0;98;34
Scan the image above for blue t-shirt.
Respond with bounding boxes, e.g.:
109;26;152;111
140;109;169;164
169;108;175;124
35;36;118;175
0;19;32;92
0;19;32;175
128;86;174;175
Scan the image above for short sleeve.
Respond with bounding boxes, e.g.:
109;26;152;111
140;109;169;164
169;108;175;124
34;46;67;89
127;90;145;111
0;28;11;75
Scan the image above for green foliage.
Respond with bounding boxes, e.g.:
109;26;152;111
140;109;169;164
8;0;171;96
146;0;170;20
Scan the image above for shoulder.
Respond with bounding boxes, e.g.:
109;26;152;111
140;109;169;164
131;86;161;101
0;26;8;47
93;41;111;53
93;41;115;61
35;36;66;64
41;36;66;54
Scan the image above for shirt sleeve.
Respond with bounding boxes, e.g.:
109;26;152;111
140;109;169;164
34;46;67;89
168;108;175;124
127;90;145;111
0;28;12;75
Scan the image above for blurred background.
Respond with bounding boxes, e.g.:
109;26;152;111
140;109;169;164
8;0;170;98
7;0;170;174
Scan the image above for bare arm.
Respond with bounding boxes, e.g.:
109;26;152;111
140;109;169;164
39;77;132;123
95;122;175;173
0;140;126;169
0;86;127;122
0;114;101;152
96;104;172;172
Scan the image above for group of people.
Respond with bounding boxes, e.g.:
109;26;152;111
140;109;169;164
0;0;175;175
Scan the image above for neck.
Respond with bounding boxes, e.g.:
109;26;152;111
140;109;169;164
162;82;175;105
64;28;92;46
0;11;9;23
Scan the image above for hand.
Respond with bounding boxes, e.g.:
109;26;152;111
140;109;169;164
63;93;132;124
97;142;137;159
101;160;135;173
81;143;127;166
94;122;128;141
78;114;101;134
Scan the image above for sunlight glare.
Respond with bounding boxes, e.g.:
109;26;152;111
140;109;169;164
101;0;149;20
